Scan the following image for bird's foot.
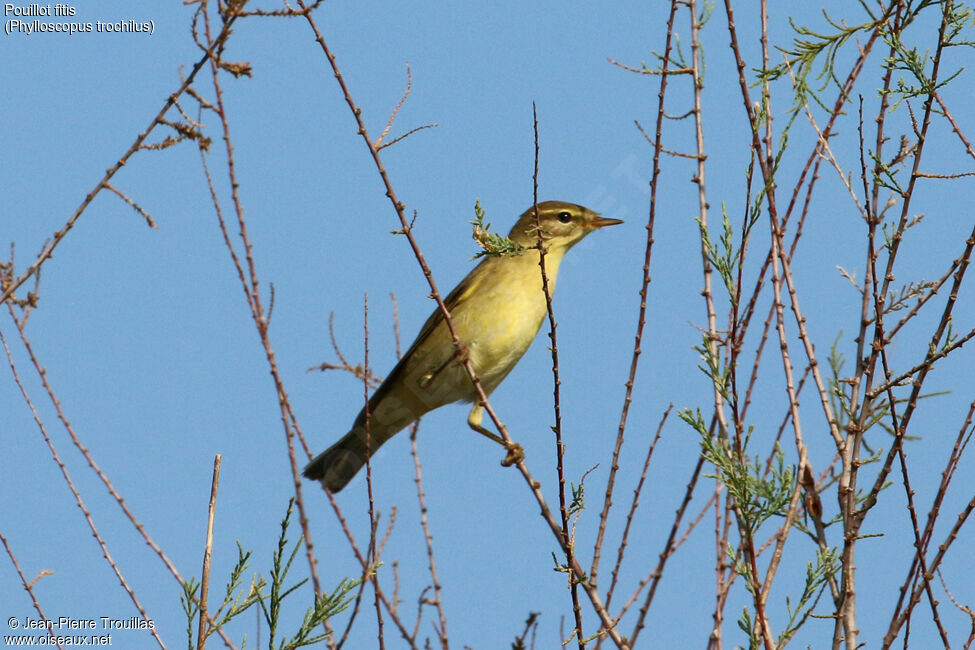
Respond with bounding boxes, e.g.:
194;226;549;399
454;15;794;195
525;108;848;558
501;442;524;467
468;408;524;466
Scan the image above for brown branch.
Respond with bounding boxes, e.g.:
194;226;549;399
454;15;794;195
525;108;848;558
591;0;676;598
297;3;628;645
377;124;439;151
372;62;440;151
410;426;449;649
608;57;692;76
0;12;240;306
0;529;63;650
4;294;237;648
104;183;159;229
602;405;672;613
360;294;387;650
196;454;222;650
189;8;343;647
885;492;975;646
529;103;584;650
0;321;165;649
628;449;706;645
850;6;960;648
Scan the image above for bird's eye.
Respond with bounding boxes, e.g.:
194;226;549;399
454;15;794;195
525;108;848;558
557;211;573;224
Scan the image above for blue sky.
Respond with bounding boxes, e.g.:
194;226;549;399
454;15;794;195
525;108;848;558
3;1;974;648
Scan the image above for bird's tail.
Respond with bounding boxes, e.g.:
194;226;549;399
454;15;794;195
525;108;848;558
305;380;429;492
303;426;379;493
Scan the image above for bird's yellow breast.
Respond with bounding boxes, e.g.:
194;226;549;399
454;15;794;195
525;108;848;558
450;248;564;392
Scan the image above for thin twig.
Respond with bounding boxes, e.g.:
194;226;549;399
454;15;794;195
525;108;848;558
410;426;449;649
104;183;159;228
591;0;676;600
603;405;672;613
297;4;628;645
197;6;325;632
197;454;223;650
529;103;585;650
0;13;240;306
0;323;165;649
0;529;63;650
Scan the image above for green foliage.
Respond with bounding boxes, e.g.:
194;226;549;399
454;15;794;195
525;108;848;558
697;417;839;648
882;34;953;110
257;499;363;649
697;1;715;31
551;552;571;575
943;1;975;48
737;605;761;650
931;315;958;355
777;547;841;646
879;1;975;110
629;36;689;77
826;332;943;459
697;204;743;308
634;0;714;79
568;480;586;517
181;543;264;650
551;551;589;587
881;212;925;252
759;8;883;110
470;199;529;259
694;331;731;401
735;543;842;650
181;499;363;650
826;334;893;456
883;277;935;315
870;148;911;198
680;409;796;536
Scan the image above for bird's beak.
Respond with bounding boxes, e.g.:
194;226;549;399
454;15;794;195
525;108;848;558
590;216;624;229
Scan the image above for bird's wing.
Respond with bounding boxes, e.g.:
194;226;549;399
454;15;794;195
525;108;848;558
402;257;490;359
364;258;491;410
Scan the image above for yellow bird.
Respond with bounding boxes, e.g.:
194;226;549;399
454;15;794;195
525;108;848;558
304;201;622;492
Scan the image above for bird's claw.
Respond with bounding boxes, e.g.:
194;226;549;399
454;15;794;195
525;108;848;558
501;443;525;467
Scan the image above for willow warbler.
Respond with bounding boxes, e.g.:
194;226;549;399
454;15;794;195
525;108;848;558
304;201;622;492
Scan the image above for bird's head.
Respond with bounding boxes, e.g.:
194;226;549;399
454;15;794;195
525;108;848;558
507;201;623;251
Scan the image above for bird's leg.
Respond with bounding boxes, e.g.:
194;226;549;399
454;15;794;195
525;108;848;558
467;404;524;466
